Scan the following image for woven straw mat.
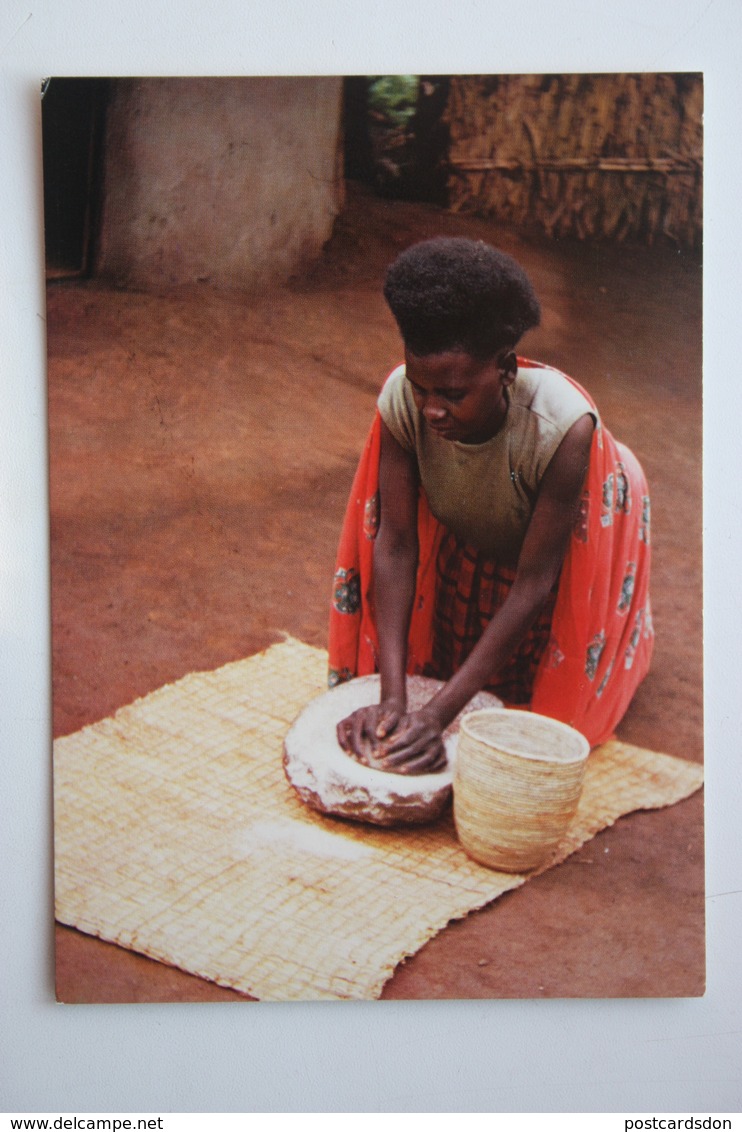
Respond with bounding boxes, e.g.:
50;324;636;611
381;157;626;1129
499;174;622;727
54;637;703;1001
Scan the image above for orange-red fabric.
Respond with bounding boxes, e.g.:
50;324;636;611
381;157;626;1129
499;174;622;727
327;362;653;747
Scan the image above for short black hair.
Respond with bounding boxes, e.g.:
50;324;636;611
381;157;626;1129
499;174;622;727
383;237;541;358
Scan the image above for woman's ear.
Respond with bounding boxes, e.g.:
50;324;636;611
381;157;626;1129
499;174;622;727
498;350;518;385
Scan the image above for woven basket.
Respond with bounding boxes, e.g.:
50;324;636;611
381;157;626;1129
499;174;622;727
453;709;590;872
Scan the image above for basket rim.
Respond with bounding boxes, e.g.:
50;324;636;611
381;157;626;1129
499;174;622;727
459;707;590;764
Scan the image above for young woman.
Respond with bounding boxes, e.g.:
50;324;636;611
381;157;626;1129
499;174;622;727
329;238;653;772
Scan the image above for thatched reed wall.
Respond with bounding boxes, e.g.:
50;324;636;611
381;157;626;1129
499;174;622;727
446;74;702;248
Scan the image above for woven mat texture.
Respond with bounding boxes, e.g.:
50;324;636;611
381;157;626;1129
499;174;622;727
54;637;704;1001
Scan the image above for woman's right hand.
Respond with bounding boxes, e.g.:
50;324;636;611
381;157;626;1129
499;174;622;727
336;697;406;759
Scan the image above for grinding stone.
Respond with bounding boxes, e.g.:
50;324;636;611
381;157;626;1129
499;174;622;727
283;675;502;826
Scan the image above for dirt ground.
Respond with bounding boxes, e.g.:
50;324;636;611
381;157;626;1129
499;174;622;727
49;184;704;1001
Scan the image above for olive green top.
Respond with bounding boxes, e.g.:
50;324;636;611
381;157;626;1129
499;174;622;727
377;362;596;564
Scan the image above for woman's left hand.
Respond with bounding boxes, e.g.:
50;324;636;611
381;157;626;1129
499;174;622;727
373;708;447;775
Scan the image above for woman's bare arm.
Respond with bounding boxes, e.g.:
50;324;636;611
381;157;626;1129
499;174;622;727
374;419;421;704
336;420;424;756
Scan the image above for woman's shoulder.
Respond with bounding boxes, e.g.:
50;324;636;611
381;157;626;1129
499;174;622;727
377;364;417;451
512;360;598;426
378;363;410;414
379;363;407;393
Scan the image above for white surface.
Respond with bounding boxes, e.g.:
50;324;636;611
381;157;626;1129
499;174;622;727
284;676;459;825
2;0;741;1115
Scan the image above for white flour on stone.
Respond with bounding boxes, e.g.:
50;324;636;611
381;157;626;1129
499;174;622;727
283;675;501;826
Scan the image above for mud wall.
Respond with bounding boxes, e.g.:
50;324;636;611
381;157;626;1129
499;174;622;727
95;77;344;289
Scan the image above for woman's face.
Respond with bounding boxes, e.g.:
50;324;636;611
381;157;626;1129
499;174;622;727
404;348;516;444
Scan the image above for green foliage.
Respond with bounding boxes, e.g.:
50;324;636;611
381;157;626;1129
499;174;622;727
367;75;419;127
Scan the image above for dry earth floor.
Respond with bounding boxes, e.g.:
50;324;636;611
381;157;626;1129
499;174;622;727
50;186;704;1001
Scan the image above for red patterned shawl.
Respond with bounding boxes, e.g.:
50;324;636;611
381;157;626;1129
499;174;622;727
327;362;653;747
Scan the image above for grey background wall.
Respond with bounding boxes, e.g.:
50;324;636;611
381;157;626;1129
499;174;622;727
96;77;344;289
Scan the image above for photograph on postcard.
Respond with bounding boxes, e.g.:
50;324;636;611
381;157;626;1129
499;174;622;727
45;74;703;1002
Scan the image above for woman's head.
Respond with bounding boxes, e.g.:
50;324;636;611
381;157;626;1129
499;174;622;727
383;237;540;360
